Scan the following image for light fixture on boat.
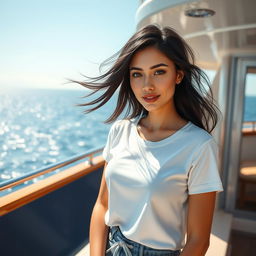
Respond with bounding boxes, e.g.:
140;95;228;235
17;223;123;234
185;8;215;17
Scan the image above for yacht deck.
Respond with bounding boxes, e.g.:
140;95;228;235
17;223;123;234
230;230;256;255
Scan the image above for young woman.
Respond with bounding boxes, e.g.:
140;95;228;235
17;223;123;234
73;24;224;256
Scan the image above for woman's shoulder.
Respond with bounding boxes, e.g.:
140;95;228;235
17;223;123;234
186;122;215;145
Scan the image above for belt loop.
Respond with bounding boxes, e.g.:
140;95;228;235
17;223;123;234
139;245;144;256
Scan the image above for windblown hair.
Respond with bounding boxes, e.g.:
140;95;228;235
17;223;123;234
70;24;219;133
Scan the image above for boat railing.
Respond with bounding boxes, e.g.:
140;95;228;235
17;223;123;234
242;121;256;134
0;146;104;192
0;146;105;216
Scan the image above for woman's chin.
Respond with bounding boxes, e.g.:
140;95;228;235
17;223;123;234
143;105;159;113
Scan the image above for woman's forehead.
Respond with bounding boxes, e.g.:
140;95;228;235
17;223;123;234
129;46;173;68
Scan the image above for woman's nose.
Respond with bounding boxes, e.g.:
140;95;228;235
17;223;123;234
143;76;154;91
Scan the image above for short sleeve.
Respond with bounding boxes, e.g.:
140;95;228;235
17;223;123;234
188;138;224;195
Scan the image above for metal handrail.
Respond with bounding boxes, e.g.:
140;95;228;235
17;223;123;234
0;145;104;191
242;121;256;132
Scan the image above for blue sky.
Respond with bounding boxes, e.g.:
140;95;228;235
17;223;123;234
0;0;139;91
0;0;255;96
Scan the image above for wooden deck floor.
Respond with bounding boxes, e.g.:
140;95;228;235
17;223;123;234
230;230;256;255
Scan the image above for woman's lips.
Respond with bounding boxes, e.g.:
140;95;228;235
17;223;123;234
142;95;160;103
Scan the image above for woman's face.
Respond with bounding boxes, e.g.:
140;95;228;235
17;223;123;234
129;46;183;114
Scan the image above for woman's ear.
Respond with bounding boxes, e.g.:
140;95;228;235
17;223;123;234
176;70;184;84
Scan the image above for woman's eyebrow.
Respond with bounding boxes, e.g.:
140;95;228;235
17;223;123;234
129;63;168;71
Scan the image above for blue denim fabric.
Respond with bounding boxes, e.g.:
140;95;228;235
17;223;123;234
105;226;181;256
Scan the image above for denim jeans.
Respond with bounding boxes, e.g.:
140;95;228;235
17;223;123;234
105;226;181;256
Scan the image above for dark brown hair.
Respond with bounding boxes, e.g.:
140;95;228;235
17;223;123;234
69;24;219;133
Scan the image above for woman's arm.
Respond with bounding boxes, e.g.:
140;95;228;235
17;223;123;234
180;191;216;256
89;162;109;256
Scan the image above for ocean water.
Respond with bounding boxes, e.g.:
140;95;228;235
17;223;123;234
0;89;255;185
244;96;256;121
0;88;117;184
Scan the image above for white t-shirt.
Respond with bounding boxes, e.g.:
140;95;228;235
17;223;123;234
102;116;224;250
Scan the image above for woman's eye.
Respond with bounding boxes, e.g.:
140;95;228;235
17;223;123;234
154;70;166;75
131;72;141;78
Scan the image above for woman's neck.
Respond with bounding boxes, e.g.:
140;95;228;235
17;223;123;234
141;108;187;132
